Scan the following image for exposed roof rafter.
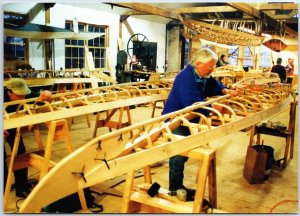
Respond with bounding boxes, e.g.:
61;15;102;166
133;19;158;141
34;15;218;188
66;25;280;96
226;2;297;37
112;3;178;20
175;6;237;14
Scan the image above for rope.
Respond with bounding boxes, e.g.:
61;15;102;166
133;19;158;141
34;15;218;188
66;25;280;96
269;200;298;213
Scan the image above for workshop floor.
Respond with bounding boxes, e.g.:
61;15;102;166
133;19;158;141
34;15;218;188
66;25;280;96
5;102;298;213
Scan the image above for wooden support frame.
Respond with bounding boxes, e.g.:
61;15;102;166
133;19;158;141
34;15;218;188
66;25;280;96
121;148;216;213
4;119;74;211
248;101;297;168
93;106;133;138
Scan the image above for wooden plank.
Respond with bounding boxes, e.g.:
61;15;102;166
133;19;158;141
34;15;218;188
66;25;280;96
130;192;193;213
253;3;298;10
113;3;178;19
175;6;237;14
226;3;261;19
227;2;297;37
19;90;292;213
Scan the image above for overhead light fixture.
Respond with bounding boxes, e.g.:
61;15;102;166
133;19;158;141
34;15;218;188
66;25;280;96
262;39;287;52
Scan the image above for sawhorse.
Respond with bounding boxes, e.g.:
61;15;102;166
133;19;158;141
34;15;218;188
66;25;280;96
93;106;133;138
121;147;217;213
4;119;73;211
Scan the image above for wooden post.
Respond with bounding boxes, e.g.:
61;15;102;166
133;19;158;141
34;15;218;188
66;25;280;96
4;128;21;211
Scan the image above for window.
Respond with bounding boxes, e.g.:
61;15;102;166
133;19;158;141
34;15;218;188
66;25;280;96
243;46;254;68
228;48;238;65
201;41;213;49
65;21;108;70
260;45;271;68
4;13;28;62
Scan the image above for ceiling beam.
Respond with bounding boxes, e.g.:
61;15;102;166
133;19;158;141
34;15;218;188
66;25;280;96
175;6;237;14
226;3;261;19
227;3;297;37
253;3;298;11
123;10;151;16
112;3;178;19
263;10;298;20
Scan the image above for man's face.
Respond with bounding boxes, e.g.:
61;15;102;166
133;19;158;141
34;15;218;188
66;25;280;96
194;59;216;77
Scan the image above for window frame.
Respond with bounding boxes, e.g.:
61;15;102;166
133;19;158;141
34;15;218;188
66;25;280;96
243;46;254;68
4;12;29;65
65;21;109;70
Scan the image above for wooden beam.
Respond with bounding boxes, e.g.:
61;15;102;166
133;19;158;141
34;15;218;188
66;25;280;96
227;3;298;37
113;3;178;19
175;6;237;14
123;10;151;16
254;3;298;11
226;3;261;19
263;10;298;20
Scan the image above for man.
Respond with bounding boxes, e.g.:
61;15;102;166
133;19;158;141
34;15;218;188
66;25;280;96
162;48;231;201
285;58;294;84
271;58;286;84
216;54;229;67
4;78;52;198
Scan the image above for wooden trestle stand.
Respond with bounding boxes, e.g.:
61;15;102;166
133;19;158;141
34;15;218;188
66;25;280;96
248;101;297;168
93;106;133;138
4;119;73;211
121;147;217;213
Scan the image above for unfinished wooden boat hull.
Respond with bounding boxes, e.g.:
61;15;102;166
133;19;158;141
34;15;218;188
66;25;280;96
19;85;292;213
4;80;172;130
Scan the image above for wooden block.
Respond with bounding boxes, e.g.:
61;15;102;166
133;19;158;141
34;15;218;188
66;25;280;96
243;146;268;184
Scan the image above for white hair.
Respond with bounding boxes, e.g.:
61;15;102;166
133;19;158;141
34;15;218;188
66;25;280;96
190;48;218;65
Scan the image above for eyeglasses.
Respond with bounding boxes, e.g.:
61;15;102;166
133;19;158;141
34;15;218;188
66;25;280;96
206;64;216;70
198;61;216;70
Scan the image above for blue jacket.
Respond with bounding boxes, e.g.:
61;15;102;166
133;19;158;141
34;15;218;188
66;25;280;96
162;64;227;116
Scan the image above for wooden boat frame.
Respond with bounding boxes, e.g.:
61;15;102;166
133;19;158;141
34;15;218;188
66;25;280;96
17;84;293;213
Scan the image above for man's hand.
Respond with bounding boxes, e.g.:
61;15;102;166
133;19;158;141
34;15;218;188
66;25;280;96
222;88;238;96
